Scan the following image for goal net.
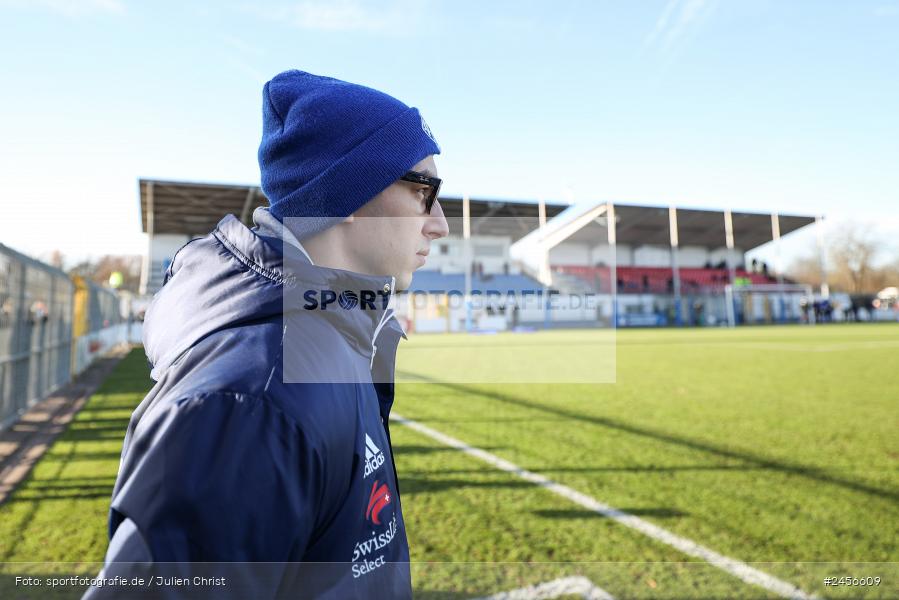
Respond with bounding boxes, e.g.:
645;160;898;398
724;283;816;327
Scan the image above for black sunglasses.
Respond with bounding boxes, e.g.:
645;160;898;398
400;171;442;214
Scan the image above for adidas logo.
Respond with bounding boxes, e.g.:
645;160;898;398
363;433;385;479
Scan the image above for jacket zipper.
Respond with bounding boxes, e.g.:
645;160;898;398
371;276;401;496
382;415;401;497
369;276;396;369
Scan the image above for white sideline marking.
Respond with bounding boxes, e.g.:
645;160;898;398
472;576;615;600
716;340;899;353
392;413;819;600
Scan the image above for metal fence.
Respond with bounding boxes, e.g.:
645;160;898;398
0;243;74;430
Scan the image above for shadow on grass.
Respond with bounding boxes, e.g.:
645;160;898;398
400;477;533;495
6;475;117;503
0;349;150;562
13;479;116;492
76;400;143;412
57;429;127;443
5;488;114;502
38;451;122;463
66;416;132;425
533;507;689;519
0;437;81;561
89;376;154;397
396;372;899;504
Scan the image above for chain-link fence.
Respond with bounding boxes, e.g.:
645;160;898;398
0;243;74;430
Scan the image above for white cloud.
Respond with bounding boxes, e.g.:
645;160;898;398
220;33;265;57
242;0;427;33
644;0;717;53
644;0;680;48
289;0;387;31
225;56;269;85
0;0;125;16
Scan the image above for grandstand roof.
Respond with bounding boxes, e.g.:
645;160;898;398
556;205;814;250
138;179;261;237
138;179;568;240
139;178;815;249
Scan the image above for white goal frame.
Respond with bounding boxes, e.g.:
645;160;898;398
724;283;816;328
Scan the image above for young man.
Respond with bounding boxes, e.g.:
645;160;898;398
85;70;448;599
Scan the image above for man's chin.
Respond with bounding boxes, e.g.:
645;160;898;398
394;271;414;292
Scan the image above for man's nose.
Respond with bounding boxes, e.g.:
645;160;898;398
424;200;450;239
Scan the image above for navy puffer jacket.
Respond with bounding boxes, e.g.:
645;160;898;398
84;210;411;599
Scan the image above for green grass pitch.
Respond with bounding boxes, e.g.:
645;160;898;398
1;324;897;598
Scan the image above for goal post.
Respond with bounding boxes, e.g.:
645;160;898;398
724;283;816;327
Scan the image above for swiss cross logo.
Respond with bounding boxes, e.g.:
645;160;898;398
365;480;392;525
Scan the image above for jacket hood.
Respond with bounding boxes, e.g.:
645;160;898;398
142;211;402;382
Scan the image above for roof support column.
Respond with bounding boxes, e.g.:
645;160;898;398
724;209;738;327
240;187;257;224
816;214;829;298
607;202;618;328
139;181;155;296
669;206;682;326
771;212;786;322
538;198;551;328
463;193;472;332
537;198;550;286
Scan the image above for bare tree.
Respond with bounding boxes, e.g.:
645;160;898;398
830;225;880;294
68;255;142;293
786;254;823;289
787;223;897;294
870;260;899;293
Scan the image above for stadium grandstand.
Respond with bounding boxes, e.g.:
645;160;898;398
138;178;820;330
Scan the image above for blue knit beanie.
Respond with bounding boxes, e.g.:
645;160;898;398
257;69;441;236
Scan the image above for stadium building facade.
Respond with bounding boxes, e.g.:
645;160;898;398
138;179;821;331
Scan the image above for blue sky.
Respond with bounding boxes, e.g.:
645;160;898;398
1;0;897;269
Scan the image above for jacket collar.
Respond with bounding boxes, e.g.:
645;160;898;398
252;205;313;264
216;210;406;362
